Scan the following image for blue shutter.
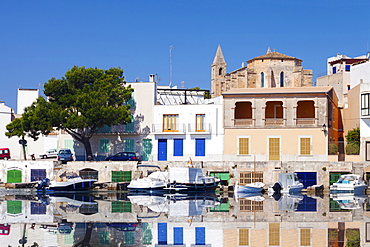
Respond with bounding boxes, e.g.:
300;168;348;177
333;67;337;74
158;223;167;245
195;138;205;156
173;139;183;156
31;169;46;182
158;139;167;161
195;227;206;245
31;202;46;215
173;227;183;245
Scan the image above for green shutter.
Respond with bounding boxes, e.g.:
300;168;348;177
210;200;230;212
112;171;123;182
111;201;132;213
124;231;135;245
123;201;132;212
99;232;110;245
7;170;22;183
123;171;132;182
124;139;135;152
7;201;22;214
99;139;110;153
99;125;112;133
143;139;152;161
125;115;135;133
142;223;152;245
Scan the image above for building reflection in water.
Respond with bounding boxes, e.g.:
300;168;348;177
0;191;367;246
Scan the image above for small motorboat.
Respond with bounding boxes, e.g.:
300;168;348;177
330;174;367;194
128;171;169;193
128;166;219;193
234;181;265;194
268;173;304;194
38;176;97;192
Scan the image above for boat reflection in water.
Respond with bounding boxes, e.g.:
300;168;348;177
128;193;220;217
330;193;367;210
0;191;369;246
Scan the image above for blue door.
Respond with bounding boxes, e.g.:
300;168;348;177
158;139;167;161
195;138;205;156
158;223;167;245
195;227;206;245
174;139;183;156
173;227;183;245
31;169;46;182
296;195;317;212
296;172;317;189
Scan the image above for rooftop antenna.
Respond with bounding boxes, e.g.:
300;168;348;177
170;45;174;88
181;81;185;88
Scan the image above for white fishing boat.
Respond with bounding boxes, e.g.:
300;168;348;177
234;181;265;194
329;174;367;194
268;173;304;194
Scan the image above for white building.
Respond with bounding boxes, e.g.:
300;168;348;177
152;90;224;162
17;88;39;114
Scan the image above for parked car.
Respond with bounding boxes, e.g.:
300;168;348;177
58;149;73;163
57;222;73;235
0;148;10;160
0;224;10;235
106;223;137;231
39;149;58;159
105;152;141;161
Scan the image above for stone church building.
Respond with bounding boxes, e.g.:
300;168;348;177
211;45;313;97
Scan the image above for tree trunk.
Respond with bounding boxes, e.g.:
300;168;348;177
82;138;94;161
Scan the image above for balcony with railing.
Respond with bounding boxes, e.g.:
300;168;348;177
264;118;284;126
97;124;138;135
234;119;254;126
296;118;317;126
152;124;186;134
188;123;212;134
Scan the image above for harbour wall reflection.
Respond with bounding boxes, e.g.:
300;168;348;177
0;191;368;246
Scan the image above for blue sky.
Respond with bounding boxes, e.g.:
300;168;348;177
1;1;370;110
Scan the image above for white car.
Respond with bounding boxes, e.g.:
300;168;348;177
39;149;58;159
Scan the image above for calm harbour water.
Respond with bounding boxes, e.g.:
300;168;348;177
0;191;366;247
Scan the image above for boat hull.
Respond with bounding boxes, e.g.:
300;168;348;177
330;185;367;195
47;179;96;192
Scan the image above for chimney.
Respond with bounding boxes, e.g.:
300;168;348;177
149;74;155;82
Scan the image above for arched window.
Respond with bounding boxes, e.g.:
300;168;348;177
280;72;284;87
261;72;265;87
219;68;223;75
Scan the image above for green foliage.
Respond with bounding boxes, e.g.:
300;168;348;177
346;127;360;144
346;229;360;247
6;66;133;160
328;229;338;241
346;143;360;155
328;144;338;155
204;91;211;99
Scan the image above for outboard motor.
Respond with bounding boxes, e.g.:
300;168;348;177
271;182;282;193
36;178;50;191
